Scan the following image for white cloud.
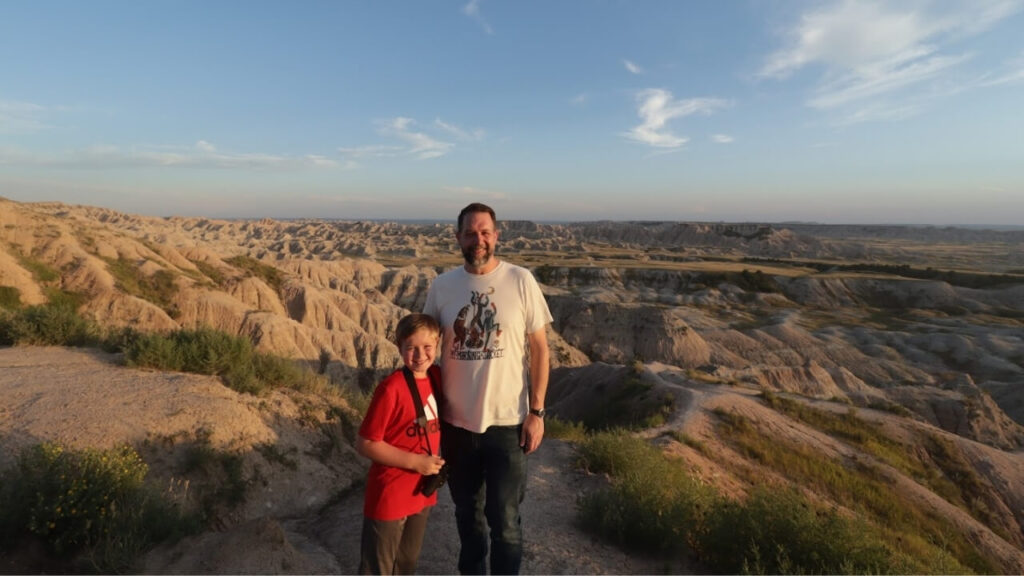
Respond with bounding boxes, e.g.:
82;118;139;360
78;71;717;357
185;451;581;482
624;89;730;148
435;118;484;141
195;140;217;153
0;142;338;170
380;117;454;160
337;144;404;158
711;134;734;144
463;0;494;34
623;59;643;75
981;50;1024;86
759;0;1023;122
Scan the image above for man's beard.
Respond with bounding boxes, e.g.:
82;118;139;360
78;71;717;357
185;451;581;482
462;244;493;268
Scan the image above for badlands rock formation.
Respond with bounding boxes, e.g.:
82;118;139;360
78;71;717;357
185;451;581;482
2;196;1024;572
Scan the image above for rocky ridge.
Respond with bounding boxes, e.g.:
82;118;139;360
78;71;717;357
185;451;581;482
2;196;1024;572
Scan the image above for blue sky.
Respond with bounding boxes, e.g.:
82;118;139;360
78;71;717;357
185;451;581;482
2;0;1023;225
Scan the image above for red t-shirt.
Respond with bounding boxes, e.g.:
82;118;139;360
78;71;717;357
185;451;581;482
359;365;442;521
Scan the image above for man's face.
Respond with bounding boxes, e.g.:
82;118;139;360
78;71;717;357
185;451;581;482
457;211;499;270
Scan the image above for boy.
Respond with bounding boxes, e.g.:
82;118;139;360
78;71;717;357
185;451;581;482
357;313;446;575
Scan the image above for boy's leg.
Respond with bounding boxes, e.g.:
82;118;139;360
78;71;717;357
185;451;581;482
483;424;527;576
359;516;405;575
394;507;431;575
442;421;489;575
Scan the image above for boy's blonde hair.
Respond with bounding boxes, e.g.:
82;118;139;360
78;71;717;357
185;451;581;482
395;313;441;347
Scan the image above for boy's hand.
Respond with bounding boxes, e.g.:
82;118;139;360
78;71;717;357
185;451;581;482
415;454;446;476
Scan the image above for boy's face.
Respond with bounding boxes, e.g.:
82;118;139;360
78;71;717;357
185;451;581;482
401;328;439;378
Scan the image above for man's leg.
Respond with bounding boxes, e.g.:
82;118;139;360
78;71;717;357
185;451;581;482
443;422;488;575
483;424;527;575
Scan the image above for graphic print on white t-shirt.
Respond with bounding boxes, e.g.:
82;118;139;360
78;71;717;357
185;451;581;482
449;287;504;362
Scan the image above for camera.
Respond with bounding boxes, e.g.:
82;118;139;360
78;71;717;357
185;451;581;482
418;463;449;496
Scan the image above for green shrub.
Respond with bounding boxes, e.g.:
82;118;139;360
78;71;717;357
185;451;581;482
122;327;321;395
545;416;587;443
0;442;198;572
0;286;21;309
123;328;262;394
699;486;905;575
577;430;718;555
0;304;102;347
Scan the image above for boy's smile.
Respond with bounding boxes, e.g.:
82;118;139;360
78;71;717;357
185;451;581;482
401;328;438;378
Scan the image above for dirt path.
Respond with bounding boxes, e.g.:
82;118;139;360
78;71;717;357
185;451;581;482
298;438;683;574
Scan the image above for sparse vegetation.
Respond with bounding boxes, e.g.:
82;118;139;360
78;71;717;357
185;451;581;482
122;327;315;395
224;255;284;292
16;254;60;283
178;430;251;515
0;286;21;309
571;427;976;574
189;258;227;287
713;407;993;573
103;257;180;316
0;442;199;573
0;303;103;347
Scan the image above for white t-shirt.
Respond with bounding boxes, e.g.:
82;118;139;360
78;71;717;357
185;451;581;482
423;260;552;433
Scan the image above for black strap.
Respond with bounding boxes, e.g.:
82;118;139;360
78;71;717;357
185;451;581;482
402;367;439;456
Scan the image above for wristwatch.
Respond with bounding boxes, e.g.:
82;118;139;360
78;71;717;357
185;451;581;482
529;407;546;418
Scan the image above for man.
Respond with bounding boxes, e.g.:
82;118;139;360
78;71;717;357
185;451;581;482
423;202;551;575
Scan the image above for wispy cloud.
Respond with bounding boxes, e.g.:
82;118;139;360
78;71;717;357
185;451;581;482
624;89;730;148
435;118;484;141
0;140;340;170
759;0;1023;123
981;50;1024;86
711;134;734;144
623;59;644;75
0;99;51;134
463;0;493;35
570;93;588;106
379;117;454;160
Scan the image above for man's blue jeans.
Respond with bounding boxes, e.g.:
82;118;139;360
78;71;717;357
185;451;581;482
441;421;527;575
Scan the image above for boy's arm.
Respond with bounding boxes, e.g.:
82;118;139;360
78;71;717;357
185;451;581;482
356;437;445;476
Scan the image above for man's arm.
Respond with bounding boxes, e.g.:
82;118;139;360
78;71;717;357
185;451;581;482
520;326;549;454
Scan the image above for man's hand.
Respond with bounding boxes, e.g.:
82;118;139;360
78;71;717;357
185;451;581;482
520;413;544;455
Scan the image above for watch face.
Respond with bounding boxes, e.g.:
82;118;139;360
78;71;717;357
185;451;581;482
531;408;546;417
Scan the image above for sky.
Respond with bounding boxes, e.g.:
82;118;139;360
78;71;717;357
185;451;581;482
2;0;1024;225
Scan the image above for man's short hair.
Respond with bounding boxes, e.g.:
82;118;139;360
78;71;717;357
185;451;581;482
395;313;441;347
457;202;497;233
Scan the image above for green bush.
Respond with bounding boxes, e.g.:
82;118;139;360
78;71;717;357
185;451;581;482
574;428;975;575
123;328;262;394
0;442;198;572
545;416;587;443
0;286;21;309
577;430;717;555
122;327;321;395
0;304;102;347
699;486;903;575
